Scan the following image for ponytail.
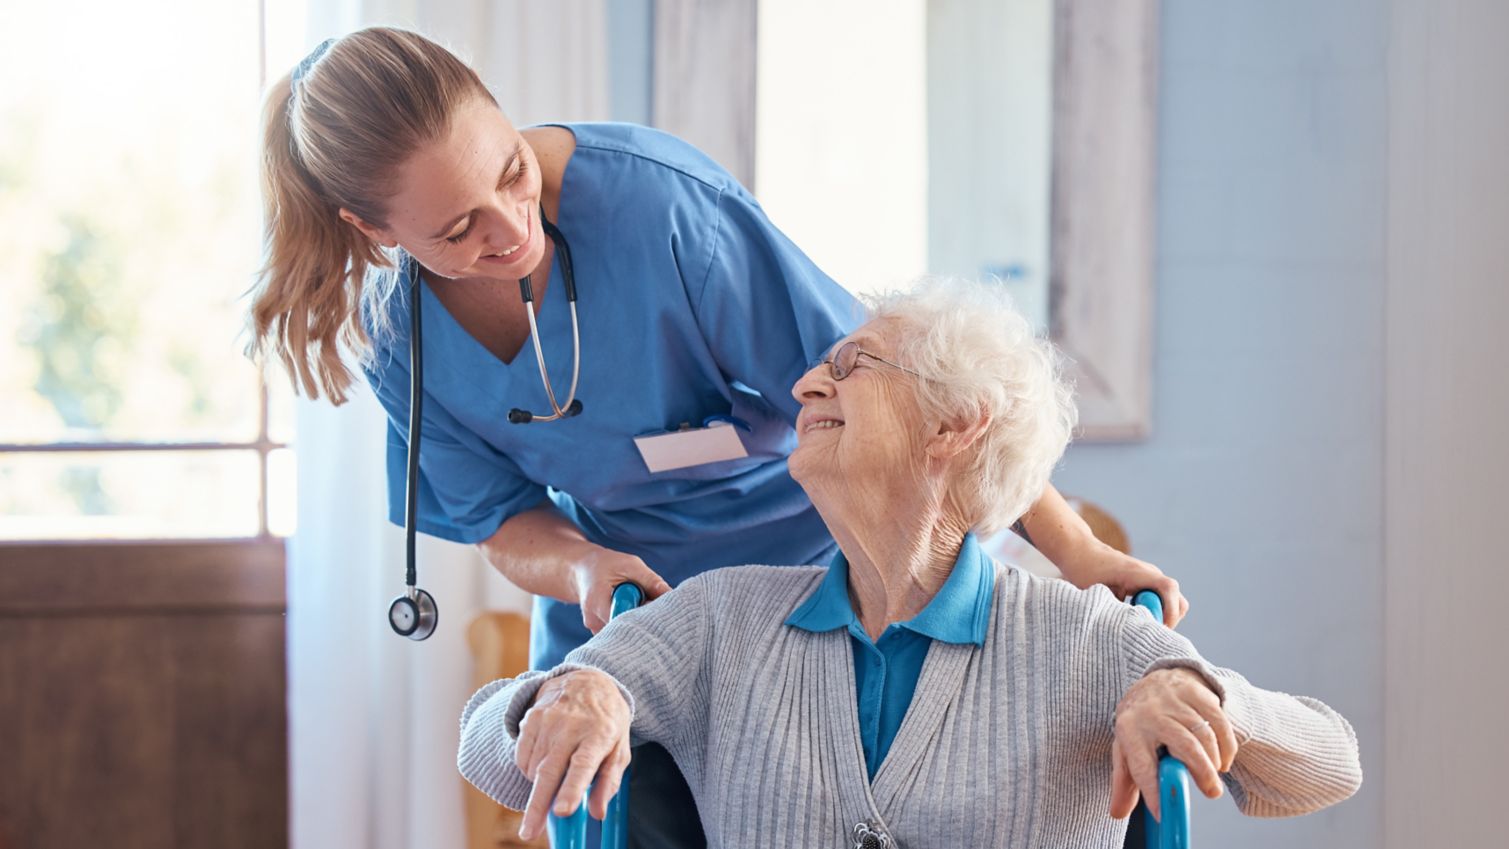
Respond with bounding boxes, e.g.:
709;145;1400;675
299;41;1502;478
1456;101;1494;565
247;73;383;403
245;28;494;404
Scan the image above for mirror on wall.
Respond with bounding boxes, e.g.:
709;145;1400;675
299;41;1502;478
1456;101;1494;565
659;0;1156;439
927;0;1054;332
754;0;1051;332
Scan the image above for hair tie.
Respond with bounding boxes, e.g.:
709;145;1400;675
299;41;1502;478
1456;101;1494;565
291;38;336;97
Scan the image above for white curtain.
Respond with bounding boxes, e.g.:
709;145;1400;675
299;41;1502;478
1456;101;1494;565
285;4;612;848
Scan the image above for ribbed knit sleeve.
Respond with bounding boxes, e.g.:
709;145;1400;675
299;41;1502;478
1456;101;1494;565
566;575;712;756
1210;672;1362;816
1115;598;1363;818
456;575;711;810
456;678;520;804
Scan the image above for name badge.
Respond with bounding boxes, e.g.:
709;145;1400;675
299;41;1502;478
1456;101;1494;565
633;419;749;473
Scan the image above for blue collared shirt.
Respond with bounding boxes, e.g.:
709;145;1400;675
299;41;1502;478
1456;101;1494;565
785;533;995;779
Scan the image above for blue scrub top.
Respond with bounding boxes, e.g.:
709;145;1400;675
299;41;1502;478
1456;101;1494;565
364;123;862;668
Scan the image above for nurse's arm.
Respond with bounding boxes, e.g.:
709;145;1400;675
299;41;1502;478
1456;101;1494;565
477;502;673;633
1018;483;1190;626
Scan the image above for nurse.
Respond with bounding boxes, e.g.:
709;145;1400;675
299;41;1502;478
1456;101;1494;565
248;27;1185;845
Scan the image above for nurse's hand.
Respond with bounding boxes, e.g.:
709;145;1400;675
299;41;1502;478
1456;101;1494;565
1060;542;1190;628
571;549;672;633
515;668;632;841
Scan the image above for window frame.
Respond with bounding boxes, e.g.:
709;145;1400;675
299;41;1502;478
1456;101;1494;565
0;376;290;543
0;0;288;547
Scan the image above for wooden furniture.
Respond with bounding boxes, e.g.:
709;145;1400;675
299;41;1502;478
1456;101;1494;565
0;540;287;849
465;611;548;849
1065;496;1131;555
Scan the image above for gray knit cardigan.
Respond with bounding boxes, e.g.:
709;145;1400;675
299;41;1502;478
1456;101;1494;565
458;564;1362;848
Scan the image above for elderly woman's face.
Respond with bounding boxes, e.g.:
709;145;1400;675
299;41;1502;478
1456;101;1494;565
788;318;928;493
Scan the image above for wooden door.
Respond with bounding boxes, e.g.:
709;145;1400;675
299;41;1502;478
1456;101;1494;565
0;541;287;849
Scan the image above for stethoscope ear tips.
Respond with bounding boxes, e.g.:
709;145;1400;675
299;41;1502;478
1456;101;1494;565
508;408;533;424
388;588;439;641
565;399;583;417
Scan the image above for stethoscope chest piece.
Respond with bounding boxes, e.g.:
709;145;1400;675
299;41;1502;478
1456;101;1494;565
388;587;439;641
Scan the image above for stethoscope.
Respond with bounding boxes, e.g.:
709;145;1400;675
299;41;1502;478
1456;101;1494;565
387;205;584;641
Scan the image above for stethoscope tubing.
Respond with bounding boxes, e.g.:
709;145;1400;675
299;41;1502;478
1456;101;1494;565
520;298;581;422
405;261;424;590
396;205;582;638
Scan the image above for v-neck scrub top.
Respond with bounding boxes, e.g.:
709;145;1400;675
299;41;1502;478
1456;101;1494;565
363;123;862;668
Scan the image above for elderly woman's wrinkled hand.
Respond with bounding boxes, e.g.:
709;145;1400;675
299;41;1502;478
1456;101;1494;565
1109;667;1238;821
514;668;633;841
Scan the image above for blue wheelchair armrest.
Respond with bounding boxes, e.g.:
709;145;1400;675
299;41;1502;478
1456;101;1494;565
548;582;644;849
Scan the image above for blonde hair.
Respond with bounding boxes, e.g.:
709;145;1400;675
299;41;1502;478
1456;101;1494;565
867;277;1078;537
247;27;495;403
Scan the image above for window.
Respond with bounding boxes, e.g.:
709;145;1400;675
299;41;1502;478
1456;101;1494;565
0;0;295;541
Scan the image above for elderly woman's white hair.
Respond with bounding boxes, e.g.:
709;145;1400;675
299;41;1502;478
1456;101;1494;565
867;277;1078;537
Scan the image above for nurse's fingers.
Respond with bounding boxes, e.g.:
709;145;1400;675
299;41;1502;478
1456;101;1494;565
613;557;671;601
1143;573;1186;628
581;600;608;635
576;552;672;633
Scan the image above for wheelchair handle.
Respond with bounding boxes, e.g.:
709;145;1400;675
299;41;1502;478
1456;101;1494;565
1132;590;1192;849
549;582;644;849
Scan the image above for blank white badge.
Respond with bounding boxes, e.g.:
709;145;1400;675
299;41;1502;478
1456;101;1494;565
633;421;749;473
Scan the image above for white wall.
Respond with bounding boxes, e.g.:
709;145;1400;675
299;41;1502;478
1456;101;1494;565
1384;1;1509;846
1052;2;1388;846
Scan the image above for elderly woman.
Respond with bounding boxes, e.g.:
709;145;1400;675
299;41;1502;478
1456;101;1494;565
458;278;1362;847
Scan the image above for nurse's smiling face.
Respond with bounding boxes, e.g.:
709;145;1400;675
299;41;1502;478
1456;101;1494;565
789;318;931;509
339;96;546;281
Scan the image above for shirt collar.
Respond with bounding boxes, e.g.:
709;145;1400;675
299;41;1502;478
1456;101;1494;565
785;532;995;646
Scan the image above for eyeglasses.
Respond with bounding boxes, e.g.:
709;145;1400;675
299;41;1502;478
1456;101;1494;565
813;341;922;381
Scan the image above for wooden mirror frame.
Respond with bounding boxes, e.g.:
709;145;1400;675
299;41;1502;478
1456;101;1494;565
1049;0;1158;440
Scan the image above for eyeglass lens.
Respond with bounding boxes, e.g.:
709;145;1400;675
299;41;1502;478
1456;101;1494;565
832;342;860;380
